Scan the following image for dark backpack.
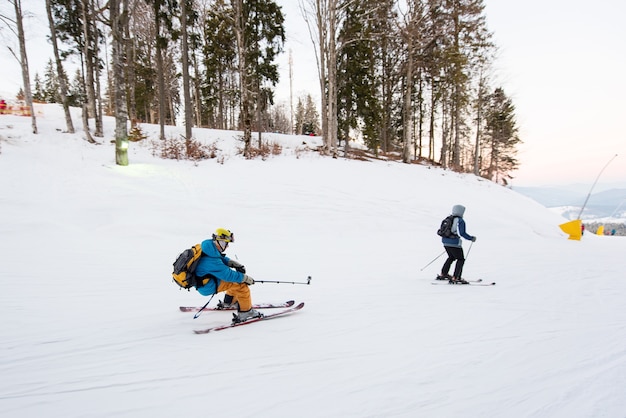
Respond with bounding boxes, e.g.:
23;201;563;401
172;244;203;290
437;215;459;238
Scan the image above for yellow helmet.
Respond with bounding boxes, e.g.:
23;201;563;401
213;228;235;243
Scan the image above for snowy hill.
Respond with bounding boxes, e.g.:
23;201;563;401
2;105;626;417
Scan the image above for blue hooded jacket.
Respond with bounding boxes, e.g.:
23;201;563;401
442;204;475;248
194;239;245;296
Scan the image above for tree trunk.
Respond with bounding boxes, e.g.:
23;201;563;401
81;0;98;134
193;51;202;127
154;0;166;140
13;0;37;134
233;0;251;156
440;98;449;167
181;0;193;144
402;42;413;164
110;0;129;166
317;3;328;155
91;0;103;137
82;103;96;143
125;16;137;127
452;83;461;168
474;72;485;176
428;81;436;161
327;0;338;157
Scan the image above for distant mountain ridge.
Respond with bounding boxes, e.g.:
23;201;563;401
513;186;626;221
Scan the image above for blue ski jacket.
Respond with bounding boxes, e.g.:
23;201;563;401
195;239;244;296
442;216;474;248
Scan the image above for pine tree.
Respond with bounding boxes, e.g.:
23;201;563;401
337;0;382;153
294;97;305;135
45;0;74;132
50;0;98;141
484;87;520;185
303;94;319;135
43;59;60;103
200;0;237;130
439;0;492;169
33;73;45;102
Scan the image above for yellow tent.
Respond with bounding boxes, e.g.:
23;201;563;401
597;225;605;235
559;219;582;240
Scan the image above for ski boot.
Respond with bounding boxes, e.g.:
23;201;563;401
232;309;263;324
218;294;239;310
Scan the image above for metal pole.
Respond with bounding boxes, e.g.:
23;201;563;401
420;251;446;271
576;154;618;220
193;294;215;319
465;241;474;259
256;276;312;285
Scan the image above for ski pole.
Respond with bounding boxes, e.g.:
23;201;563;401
255;276;312;285
194;294;215;319
420;251;446;271
465;241;474;259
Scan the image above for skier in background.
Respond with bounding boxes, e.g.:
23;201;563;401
437;204;477;284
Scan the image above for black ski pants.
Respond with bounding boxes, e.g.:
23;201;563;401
441;246;465;279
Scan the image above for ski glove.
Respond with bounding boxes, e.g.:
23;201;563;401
228;259;246;273
471;236;477;242
242;275;255;285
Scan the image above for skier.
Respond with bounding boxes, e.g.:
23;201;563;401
194;228;261;322
437;204;476;284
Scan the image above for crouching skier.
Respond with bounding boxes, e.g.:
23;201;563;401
194;228;261;323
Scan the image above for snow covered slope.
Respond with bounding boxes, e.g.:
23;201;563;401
1;105;625;417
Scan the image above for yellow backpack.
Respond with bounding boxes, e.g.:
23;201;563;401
172;244;203;290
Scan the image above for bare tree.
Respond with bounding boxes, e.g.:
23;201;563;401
300;0;338;157
6;0;37;134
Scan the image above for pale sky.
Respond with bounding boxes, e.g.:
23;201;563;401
1;0;624;188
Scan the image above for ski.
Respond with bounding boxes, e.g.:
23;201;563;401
432;280;496;286
435;277;484;283
180;300;295;312
193;302;305;334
